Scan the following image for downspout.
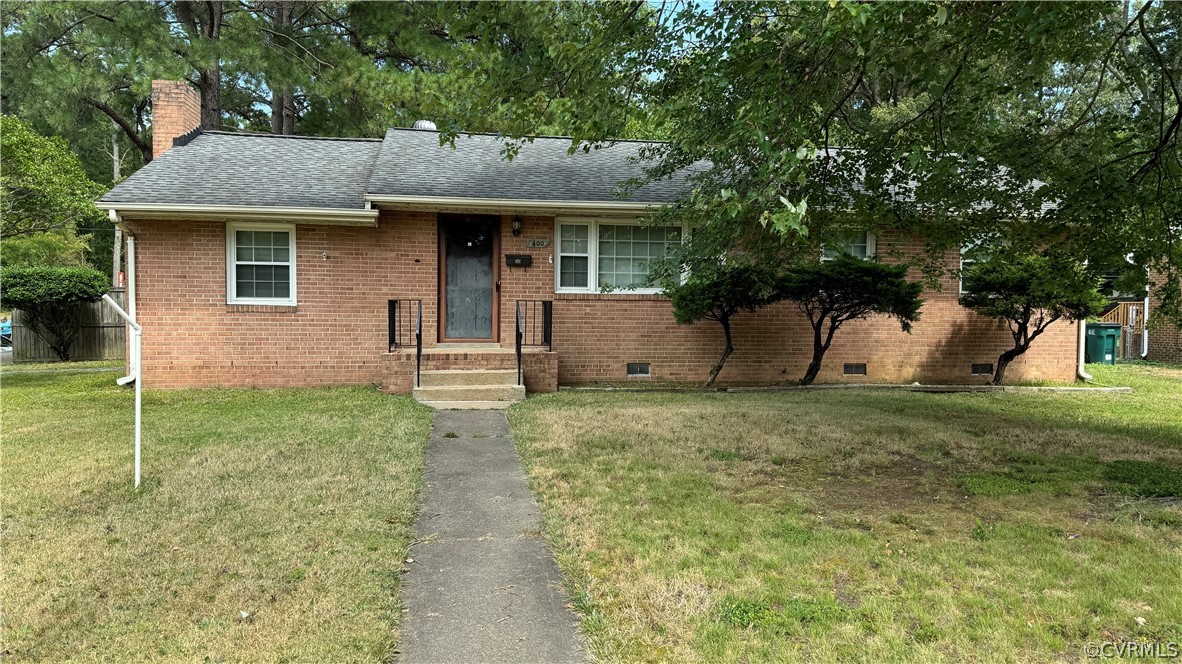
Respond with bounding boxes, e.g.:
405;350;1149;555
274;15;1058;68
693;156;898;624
1142;293;1150;359
1077;318;1093;382
109;209;138;384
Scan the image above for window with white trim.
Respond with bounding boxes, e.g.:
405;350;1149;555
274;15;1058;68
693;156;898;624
959;240;997;294
227;223;296;305
821;231;875;261
555;219;685;293
959;245;975;294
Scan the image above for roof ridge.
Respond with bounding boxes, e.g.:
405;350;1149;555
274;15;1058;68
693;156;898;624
384;127;668;146
202;130;383;143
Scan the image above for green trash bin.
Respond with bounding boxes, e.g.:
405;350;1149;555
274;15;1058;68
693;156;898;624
1085;322;1121;365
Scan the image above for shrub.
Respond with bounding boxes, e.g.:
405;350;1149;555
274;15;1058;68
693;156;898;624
778;254;924;385
0;266;108;360
664;261;780;388
960;250;1106;385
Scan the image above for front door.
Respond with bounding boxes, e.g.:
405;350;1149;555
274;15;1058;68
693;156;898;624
439;215;499;342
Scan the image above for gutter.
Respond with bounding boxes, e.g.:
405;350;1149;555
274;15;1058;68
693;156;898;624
95;202;379;226
365;194;664;215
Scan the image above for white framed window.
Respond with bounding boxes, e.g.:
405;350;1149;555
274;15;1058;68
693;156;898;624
226;223;296;305
555;219;686;294
821;231;876;261
959;245;976;294
959;239;998;294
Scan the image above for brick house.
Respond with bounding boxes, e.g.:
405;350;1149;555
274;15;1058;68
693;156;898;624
97;82;1084;405
1148;268;1182;363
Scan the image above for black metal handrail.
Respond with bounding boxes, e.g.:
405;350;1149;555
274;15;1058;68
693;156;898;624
516;300;553;387
389;299;424;388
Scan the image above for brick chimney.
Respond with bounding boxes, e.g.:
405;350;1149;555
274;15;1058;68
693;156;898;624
151;80;202;159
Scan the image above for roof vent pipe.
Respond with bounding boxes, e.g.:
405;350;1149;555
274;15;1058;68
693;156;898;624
412;119;437;131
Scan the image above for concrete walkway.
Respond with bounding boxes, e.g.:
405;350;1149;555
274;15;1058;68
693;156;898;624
399;410;588;664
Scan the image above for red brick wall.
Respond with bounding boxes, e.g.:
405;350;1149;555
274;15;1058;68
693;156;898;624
126;211;1078;389
151;81;202;159
1148;269;1182;363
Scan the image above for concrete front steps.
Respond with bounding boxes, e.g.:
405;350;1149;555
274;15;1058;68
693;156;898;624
412;369;525;410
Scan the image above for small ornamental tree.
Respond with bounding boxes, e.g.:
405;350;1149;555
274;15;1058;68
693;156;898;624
779;254;924;386
0;266;108;361
960;251;1107;385
664;262;780;389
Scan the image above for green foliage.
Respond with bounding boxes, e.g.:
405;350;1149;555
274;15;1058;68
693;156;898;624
960;252;1108;328
1103;460;1182;498
718;597;849;632
0;266;109;361
665;262;779;326
662;261;780;388
960;250;1107;384
458;2;1182;323
1;232;89;268
0;115;107;241
779;255;924;385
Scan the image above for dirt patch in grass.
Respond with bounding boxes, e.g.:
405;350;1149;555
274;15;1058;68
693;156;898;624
510;365;1182;663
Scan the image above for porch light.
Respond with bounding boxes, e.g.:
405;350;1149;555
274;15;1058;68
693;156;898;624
512;215;522;237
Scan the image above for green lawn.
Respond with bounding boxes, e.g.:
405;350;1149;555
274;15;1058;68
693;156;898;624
1;358;124;372
2;369;432;661
510;363;1182;663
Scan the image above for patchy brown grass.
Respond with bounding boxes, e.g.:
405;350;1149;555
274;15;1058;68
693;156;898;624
2;370;431;661
511;363;1182;662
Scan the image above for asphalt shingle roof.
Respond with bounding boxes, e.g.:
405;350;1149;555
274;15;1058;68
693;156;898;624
367;129;699;204
100;128;700;210
100;131;383;209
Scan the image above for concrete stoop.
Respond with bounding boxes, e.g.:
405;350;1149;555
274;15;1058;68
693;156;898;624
412;369;526;409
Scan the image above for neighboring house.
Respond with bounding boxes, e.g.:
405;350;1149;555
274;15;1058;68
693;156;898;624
96;81;1081;401
1148;268;1182;363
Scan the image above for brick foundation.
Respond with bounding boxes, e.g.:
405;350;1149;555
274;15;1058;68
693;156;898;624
124;210;1079;391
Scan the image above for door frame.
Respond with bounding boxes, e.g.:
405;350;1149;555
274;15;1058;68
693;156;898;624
438;213;501;343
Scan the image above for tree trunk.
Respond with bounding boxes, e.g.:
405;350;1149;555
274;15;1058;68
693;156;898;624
705;316;734;389
270;87;296;134
991;346;1027;385
268;1;296;135
176;0;224;130
111;119;123;286
800;323;827;386
198;65;222;130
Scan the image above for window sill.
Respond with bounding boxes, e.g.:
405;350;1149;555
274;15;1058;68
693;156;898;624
555;292;667;301
226;303;298;313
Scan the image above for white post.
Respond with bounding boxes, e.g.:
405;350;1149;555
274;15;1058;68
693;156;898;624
102;293;143;490
134;328;142;489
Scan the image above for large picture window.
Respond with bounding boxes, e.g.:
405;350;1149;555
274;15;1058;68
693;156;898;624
226;223;296;305
555;219;685;294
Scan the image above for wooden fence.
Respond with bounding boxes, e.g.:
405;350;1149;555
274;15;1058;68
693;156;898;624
11;289;127;362
1099;300;1147;361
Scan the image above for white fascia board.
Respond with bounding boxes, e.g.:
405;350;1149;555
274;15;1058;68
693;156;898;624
95;202;379;227
364;194;666;215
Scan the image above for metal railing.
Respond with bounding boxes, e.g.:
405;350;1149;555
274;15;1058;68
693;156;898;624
515;300;553;386
389;299;423;387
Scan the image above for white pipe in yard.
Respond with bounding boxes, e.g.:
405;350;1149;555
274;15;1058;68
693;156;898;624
102;293;143;489
1142;294;1150;358
127;234;137;374
1077;319;1093;382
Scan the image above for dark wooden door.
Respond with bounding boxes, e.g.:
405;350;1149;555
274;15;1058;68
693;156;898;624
440;215;498;341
